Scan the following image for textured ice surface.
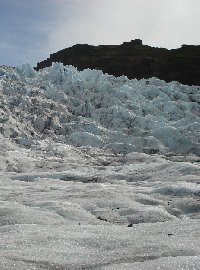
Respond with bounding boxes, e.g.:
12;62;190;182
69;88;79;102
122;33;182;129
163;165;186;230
0;64;200;269
99;256;200;270
0;63;199;155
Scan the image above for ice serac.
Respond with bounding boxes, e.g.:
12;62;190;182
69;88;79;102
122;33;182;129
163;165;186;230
36;40;200;86
0;64;200;270
1;63;199;156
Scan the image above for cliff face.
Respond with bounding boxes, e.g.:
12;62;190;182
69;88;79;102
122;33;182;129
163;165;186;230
36;39;200;85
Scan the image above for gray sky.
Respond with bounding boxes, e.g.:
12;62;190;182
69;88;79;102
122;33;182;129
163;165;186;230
0;0;200;66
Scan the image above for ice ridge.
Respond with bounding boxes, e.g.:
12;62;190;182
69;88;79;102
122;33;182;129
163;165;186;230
0;63;199;155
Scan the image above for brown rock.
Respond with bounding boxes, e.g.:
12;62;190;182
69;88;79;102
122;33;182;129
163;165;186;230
36;40;200;86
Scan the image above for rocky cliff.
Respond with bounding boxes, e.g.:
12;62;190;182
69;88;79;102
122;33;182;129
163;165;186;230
36;39;200;85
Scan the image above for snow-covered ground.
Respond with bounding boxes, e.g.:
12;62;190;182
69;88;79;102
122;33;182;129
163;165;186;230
0;63;200;269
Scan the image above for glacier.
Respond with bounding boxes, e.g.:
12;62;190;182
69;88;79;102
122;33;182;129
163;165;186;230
0;63;200;269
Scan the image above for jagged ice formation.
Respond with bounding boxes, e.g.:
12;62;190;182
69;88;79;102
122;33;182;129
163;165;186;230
0;63;199;156
0;63;200;270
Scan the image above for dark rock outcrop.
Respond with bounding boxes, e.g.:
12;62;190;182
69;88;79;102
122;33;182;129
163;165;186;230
36;39;200;85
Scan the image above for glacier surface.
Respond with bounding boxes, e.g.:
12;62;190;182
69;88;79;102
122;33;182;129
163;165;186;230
0;63;199;269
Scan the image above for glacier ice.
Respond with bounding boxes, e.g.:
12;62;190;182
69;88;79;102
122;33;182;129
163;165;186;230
0;62;199;155
0;63;200;269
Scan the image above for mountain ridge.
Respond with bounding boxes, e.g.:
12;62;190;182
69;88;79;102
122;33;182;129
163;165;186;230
36;39;200;86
